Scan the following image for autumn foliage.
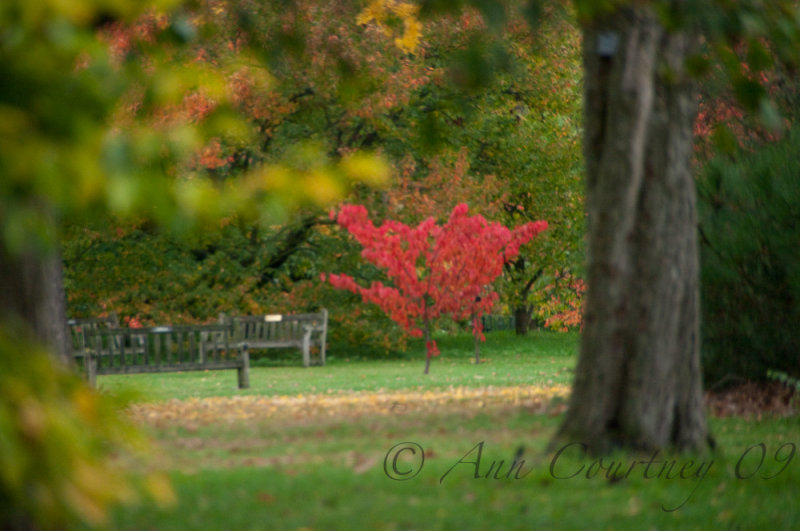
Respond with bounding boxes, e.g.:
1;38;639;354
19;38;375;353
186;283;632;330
323;203;546;373
63;1;585;349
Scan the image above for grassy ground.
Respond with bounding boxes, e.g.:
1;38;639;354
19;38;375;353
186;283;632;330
95;331;800;530
96;331;578;400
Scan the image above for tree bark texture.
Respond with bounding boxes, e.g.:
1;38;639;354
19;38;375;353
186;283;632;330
0;246;71;365
554;4;710;454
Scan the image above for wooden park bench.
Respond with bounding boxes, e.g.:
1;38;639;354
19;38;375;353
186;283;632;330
85;324;250;389
219;309;328;367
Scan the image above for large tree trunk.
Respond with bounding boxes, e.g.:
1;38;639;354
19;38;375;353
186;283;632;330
0;246;71;365
553;4;710;454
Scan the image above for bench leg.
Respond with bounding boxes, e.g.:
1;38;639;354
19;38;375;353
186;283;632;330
87;356;97;388
237;346;250;389
320;310;327;366
302;331;311;367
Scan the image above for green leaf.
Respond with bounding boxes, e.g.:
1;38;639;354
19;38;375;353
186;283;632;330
685;53;712;78
711;124;739;156
732;77;766;111
745;38;774;72
758;97;783;133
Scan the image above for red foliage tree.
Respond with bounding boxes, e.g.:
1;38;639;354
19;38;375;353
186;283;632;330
322;203;546;373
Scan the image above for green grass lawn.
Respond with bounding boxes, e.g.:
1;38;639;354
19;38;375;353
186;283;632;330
94;331;800;530
95;330;578;401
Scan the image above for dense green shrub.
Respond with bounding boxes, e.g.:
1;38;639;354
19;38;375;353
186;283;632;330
62;218;408;357
698;126;800;388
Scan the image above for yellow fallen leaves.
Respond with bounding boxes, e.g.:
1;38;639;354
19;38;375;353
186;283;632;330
128;385;571;428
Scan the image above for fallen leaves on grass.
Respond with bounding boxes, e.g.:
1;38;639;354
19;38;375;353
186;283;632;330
127;380;798;430
127;385;571;428
705;381;799;419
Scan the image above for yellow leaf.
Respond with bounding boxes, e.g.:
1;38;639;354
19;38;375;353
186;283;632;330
357;1;385;26
305;170;345;206
395;17;422;54
340;152;391;187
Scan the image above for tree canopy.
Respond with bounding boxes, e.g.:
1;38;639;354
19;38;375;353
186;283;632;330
61;0;586;351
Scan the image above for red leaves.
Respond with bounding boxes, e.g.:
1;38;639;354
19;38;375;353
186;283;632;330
538;275;585;332
426;340;440;357
324;203;547;366
123;315;143;328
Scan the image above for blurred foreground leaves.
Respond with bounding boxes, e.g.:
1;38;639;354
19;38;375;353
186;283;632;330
0;326;174;529
1;0;391;255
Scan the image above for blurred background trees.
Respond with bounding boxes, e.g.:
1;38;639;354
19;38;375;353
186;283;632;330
62;0;586;354
690;0;800;388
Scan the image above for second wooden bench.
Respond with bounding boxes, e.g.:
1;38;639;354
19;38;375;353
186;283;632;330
219;310;328;367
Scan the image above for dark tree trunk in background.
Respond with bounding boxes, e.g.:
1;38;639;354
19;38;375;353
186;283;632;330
509;263;543;336
514;305;532;335
553;3;710;454
0;246;71;364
